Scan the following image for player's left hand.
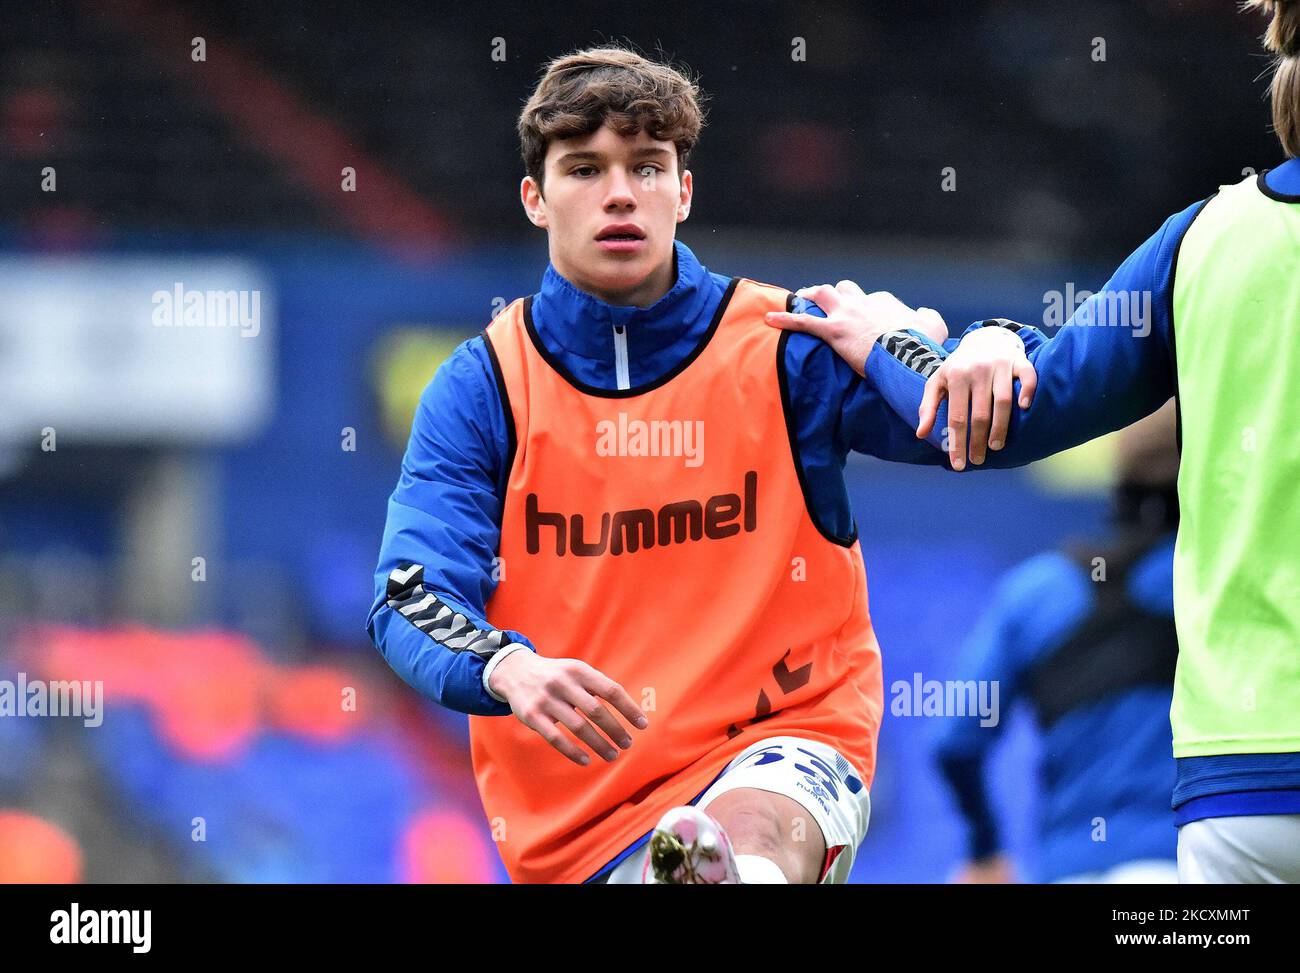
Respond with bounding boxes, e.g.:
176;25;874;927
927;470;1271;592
916;326;1038;470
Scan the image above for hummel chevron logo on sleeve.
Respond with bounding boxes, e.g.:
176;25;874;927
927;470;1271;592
879;330;943;379
385;563;507;657
386;563;424;598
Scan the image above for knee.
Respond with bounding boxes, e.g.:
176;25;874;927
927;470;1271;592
706;797;785;854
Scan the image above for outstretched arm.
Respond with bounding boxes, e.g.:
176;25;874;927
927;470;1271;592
870;198;1209;469
765;281;1037;465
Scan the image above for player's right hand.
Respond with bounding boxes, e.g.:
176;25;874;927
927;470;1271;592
487;650;648;766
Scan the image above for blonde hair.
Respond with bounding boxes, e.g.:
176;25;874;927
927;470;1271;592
1247;0;1300;157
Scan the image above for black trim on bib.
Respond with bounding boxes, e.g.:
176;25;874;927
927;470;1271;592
480;329;518;491
776;327;859;548
521;277;740;399
1257;169;1300;204
1165;192;1219;456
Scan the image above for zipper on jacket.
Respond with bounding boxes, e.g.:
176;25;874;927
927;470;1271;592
613;325;630;390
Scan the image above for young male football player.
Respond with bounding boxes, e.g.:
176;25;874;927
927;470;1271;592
367;45;1032;884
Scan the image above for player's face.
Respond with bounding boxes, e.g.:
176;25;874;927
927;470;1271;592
521;123;693;307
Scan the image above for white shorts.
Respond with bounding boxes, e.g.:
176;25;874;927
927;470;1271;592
1177;814;1300;883
603;735;872;884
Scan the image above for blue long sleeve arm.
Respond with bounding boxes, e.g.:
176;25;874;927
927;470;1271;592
365;336;533;716
783;297;1034;465
863;200;1207;466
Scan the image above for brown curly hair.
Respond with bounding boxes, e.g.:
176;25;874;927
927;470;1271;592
518;46;706;189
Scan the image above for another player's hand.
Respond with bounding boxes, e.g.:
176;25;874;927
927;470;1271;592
763;280;948;378
488;650;648;766
917;326;1038;470
953;854;1017;884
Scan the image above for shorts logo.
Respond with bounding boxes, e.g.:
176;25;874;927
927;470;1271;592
733;744;864;811
794;749;840;803
795;776;833;815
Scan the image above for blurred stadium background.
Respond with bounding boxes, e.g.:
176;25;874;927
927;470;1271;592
0;0;1278;882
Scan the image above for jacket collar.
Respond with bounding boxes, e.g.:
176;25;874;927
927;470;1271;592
531;240;714;363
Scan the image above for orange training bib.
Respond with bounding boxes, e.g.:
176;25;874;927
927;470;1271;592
473;277;883;883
